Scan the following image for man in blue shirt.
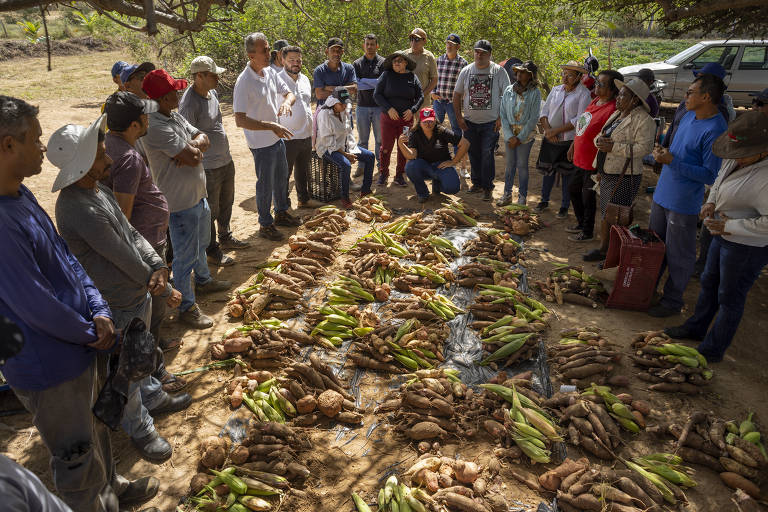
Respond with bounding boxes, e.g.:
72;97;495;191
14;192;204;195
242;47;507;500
313;37;357;106
0;96;158;512
649;74;728;317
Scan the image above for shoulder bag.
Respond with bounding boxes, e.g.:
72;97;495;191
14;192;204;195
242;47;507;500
604;145;635;227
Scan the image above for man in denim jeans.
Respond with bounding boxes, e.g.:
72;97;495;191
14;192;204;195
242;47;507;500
233;32;300;241
433;34;467;141
353;34;385;179
142;69;231;329
453;40;510;202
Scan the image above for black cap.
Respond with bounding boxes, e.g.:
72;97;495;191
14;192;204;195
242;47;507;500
105;91;158;132
327;37;344;49
474;40;492;53
637;68;655;84
333;88;351;104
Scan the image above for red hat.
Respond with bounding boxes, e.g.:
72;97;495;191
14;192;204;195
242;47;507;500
142;69;188;100
419;108;436;122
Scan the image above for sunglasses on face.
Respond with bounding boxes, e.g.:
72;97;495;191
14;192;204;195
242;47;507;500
409;36;422;42
754;100;765;107
685;88;701;97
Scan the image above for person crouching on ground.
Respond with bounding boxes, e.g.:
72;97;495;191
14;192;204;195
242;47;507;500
398;107;468;202
664;112;768;363
315;89;376;209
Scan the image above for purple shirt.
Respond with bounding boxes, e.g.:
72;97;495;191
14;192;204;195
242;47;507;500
103;133;169;247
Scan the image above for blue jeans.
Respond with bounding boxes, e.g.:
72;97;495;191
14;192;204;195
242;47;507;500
648;201;699;311
168;198;212;313
433;100;461;143
250;140;289;226
684;236;768;361
323;147;375;198
112;295;164;440
405;159;461;198
356;106;381;167
502;139;534;201
463;120;497;190
541;172;573;209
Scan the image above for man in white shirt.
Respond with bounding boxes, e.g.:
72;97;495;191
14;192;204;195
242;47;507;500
233;32;300;241
278;46;322;209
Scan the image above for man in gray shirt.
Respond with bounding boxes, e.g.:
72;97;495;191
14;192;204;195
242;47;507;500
142;69;231;329
180;56;250;268
51;118;192;466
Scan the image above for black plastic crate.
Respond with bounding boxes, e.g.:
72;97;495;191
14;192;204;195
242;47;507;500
309;152;341;202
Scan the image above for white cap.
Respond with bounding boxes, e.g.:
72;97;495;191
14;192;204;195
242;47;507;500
190;56;226;75
47;114;105;193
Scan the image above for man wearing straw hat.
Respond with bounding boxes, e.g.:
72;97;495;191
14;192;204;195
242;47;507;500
665;111;768;362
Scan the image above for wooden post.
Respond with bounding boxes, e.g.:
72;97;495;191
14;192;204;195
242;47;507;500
39;2;51;71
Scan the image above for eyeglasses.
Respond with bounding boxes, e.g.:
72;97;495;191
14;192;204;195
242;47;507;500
685;89;700;97
409;36;422;42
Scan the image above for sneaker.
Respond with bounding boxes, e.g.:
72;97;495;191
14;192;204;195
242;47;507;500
556;207;568;219
219;236;250;250
195;279;232;295
299;199;325;208
496;194;512;207
583;249;606;262
350;182;363;191
341;198;353;209
207;251;234;267
376;174;388;186
131;431;172;463
179;304;213;329
647;304;680;318
462;169;471;179
274;211;302;227
468;185;482;194
565;224;583;234
119;476;159;507
353;167;364;178
664;325;704;341
417;195;429;203
148;392;192;415
568;232;594;242
393;175;407;187
534;201;548;212
517;198;527;206
482;189;493;202
259;224;284;241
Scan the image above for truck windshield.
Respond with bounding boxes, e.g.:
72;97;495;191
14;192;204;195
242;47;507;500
665;43;704;65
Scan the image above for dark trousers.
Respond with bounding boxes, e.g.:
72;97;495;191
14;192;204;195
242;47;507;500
569;167;597;236
695;224;713;274
684;236;768;360
464;120;497;190
323;147;375;199
649;201;699;310
204;160;235;255
284;137;312;205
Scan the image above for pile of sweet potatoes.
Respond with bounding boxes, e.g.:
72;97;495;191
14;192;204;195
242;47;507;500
461;229;522;264
549;329;628;389
210;327;301;367
493;205;542;236
631;331;713;394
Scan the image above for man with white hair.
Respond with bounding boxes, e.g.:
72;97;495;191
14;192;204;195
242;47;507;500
233;32;300;241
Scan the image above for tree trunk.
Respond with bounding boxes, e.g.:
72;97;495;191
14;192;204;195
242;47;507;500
39;2;51;71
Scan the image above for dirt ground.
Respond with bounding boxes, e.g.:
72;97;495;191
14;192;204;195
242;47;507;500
1;50;768;512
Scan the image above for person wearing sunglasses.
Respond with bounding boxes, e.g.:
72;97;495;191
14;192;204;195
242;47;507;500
404;28;438;109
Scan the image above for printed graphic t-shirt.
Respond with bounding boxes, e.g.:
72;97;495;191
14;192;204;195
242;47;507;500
572;97;616;171
454;62;510;124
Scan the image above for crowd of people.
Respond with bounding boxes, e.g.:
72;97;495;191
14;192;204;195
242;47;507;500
0;27;767;512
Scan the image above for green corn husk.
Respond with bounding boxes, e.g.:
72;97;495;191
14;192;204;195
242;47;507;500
351;492;372;512
478;337;527;365
624;459;676;505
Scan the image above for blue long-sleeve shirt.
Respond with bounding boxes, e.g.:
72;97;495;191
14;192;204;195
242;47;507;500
653;110;727;215
0;185;111;391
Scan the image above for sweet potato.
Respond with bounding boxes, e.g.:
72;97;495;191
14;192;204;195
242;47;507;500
607;374;630;387
230;382;243;408
730;436;767;467
720;472;761;498
406;421;447;440
438;492;491;512
720;457;759;479
615;477;655;510
579;435;613;459
709;418;727;451
454;460;480;484
317;390;343;418
649;382;701;394
336;411;363;424
630;400;651;416
677;447;723;471
556;491;601;511
189;473;214;494
296;395;316;414
562;363;613;379
230;445;249;464
727;444;760;468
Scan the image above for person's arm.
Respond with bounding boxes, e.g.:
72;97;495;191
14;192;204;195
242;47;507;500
145;119;202;166
234;112;292;139
314;111;343;156
0;228;105;346
177;91;199;128
397;132;418;160
409;75;424;113
423;55;438;98
611;113;655;159
517;88;542;143
499;88;514;141
667;130;724;184
313;67;334;100
109;152;142;221
113;193;135;220
357;78;379;90
439;136;469;167
452;69;467;130
373;72;394;111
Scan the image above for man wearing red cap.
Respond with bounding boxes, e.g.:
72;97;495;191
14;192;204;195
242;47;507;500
141;69;231;329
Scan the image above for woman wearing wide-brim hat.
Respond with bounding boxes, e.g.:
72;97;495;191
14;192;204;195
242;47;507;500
535;59;592;218
582;77;656;262
664;111;768;362
374;51;423;187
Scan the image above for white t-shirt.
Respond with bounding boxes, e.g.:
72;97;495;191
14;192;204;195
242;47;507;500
454;62;510;124
278;69;312;140
233;64;291;149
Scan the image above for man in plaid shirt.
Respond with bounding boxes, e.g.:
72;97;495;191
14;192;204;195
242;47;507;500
432;34;467;153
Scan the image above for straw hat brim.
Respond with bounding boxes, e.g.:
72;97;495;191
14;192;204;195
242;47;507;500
713;131;768;159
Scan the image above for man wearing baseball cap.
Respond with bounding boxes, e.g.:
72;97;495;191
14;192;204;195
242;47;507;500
121;61;155;99
433;33;468;152
313;37;358;106
453;39;511;201
0;97;160;512
142;68;231;329
404;27;438;109
751;87;768;116
180;56;249;269
111;60;128;89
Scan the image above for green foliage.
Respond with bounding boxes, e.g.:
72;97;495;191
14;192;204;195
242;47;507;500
72;10;99;34
16;19;41;44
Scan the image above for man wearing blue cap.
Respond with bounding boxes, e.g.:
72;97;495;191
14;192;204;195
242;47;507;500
111;60;128;89
433;34;468;145
121;62;156;99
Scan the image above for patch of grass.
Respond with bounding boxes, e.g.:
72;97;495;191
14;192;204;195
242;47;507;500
602;38;700;69
0;49;124;101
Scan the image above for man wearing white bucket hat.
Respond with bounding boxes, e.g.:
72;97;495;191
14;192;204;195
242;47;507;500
0;97;159;512
51;114;193;467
